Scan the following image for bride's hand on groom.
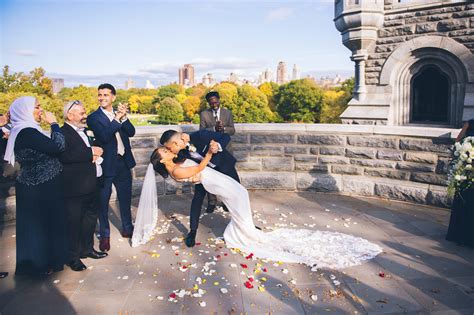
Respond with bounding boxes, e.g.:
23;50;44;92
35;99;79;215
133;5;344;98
209;140;219;154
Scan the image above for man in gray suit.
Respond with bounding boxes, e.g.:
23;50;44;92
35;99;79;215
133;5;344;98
199;91;236;213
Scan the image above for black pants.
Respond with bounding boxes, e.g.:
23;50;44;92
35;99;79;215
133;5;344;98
65;192;98;261
190;166;240;231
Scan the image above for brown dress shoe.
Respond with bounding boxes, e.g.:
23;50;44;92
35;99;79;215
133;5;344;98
99;237;110;252
121;227;134;238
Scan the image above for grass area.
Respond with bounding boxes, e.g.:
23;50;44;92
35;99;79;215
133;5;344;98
128;114;159;126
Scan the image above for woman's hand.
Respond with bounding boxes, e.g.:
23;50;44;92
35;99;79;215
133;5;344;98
209;140;219;154
43;111;57;124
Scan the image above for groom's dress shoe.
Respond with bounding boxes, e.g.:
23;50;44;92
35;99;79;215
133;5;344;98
81;249;108;259
185;231;196;248
99;237;110;252
121;227;134;238
206;205;216;214
67;260;87;272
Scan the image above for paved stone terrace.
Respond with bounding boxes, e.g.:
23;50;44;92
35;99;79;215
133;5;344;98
1;191;473;314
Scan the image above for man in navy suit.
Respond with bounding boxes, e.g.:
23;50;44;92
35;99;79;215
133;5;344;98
160;129;239;247
87;83;136;252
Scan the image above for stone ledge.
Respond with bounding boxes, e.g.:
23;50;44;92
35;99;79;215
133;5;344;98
134;124;459;139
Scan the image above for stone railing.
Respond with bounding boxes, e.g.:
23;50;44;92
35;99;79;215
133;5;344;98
0;124;459;222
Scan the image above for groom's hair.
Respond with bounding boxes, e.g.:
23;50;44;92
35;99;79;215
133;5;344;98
160;130;178;145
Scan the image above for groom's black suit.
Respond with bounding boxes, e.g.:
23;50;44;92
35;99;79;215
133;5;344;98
178;130;239;232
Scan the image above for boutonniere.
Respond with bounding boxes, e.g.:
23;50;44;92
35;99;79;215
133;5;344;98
187;143;197;152
85;129;96;145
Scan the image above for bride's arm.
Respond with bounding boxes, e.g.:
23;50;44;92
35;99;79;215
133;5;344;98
171;150;213;180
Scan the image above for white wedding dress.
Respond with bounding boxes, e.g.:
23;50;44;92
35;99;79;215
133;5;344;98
133;160;382;269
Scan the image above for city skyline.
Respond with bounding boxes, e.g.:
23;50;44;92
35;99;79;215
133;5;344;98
1;0;354;88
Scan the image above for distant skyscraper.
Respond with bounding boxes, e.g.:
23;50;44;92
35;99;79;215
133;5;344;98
178;64;195;87
292;64;299;81
51;78;64;94
276;61;287;85
145;80;155;89
229;72;239;84
202;73;214;87
125;77;135;90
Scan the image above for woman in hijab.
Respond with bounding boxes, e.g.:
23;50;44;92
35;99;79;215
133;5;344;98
5;96;67;275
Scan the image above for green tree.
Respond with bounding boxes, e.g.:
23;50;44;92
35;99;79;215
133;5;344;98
320;90;346;123
156;84;184;102
155;97;184;124
258;81;279;111
182;95;201;121
233;84;276;123
0;66;53;96
57;85;97;114
275;79;324;123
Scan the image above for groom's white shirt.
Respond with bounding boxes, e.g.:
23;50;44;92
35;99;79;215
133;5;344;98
187;142;222;168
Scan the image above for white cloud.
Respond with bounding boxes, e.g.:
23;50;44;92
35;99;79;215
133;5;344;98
265;7;293;22
15;50;37;56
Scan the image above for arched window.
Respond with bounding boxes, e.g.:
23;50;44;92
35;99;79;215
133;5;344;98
410;66;450;124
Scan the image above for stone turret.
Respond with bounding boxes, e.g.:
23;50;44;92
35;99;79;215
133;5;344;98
334;0;474;127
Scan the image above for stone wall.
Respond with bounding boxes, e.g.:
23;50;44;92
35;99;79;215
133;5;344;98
367;2;474;85
0;124;459;222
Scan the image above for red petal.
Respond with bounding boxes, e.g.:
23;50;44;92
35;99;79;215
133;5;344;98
240;264;248;269
169;293;177;298
245;253;254;259
263;268;268;272
244;281;254;289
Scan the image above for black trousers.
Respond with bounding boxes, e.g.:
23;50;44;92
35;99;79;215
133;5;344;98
65;192;98;261
190;166;240;232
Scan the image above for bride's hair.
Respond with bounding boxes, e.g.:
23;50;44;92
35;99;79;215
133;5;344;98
150;147;169;178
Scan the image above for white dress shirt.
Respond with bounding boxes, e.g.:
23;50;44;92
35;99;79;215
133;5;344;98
100;107;125;156
212;107;221;121
66;122;102;177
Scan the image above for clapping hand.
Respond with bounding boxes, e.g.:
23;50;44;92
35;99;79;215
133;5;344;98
115;103;129;121
92;146;103;163
215;121;224;133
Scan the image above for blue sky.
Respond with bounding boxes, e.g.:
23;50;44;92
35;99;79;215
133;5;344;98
1;0;353;88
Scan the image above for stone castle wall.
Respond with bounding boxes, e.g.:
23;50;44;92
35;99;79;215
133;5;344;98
366;1;474;85
0;124;459;222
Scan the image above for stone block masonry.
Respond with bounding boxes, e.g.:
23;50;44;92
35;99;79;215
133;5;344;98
0;124;458;221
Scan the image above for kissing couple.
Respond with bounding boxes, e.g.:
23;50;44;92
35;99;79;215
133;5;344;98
132;129;383;270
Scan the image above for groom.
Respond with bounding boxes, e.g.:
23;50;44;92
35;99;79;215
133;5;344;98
160;129;239;247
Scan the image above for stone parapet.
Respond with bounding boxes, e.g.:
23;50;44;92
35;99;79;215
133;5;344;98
0;124;458;222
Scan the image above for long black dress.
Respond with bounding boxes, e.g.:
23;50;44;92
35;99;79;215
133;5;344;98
14;124;67;275
446;119;474;247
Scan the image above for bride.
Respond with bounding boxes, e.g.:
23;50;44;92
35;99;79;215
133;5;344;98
132;141;383;269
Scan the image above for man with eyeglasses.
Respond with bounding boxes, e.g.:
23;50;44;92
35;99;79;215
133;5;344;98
87;83;136;252
59;100;107;271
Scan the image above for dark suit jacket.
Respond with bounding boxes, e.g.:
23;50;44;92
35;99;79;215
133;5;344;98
199;108;235;135
59;123;97;198
178;129;237;175
86;108;136;176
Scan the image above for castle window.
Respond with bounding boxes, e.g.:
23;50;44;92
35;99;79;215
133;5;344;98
410;66;450;124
